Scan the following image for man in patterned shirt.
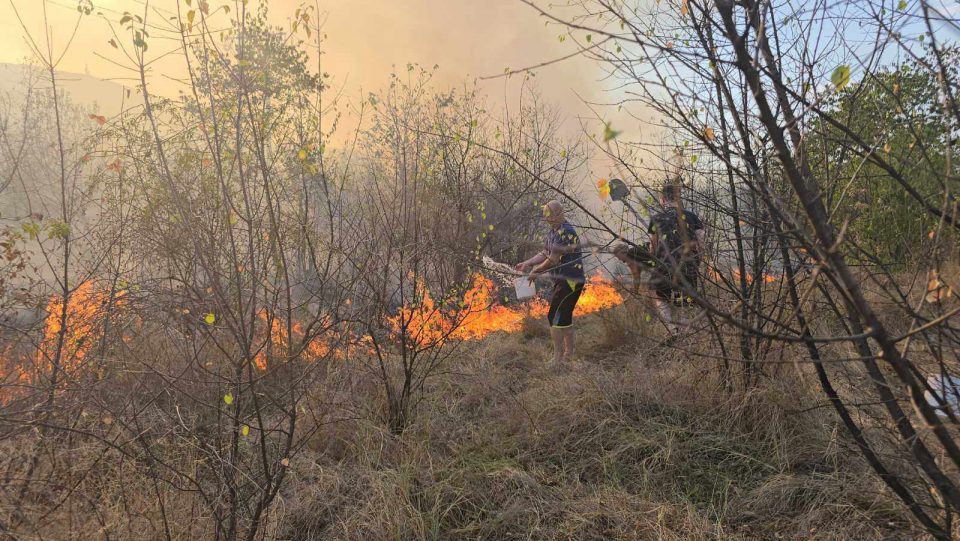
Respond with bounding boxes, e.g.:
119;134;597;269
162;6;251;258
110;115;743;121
515;200;586;363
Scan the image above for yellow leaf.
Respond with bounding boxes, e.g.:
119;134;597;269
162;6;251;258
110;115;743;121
241;425;250;436
602;122;621;142
223;393;234;405
831;65;851;90
204;313;216;325
298;149;308;161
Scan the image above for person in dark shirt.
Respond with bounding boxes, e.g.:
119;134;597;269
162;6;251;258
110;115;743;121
515;200;585;363
647;184;705;333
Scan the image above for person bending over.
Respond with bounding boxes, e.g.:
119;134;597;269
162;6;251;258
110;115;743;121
647;184;705;333
515;200;586;363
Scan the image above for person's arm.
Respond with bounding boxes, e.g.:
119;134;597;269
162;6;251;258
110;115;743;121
693;229;706;254
547;239;583;255
529;248;561;280
515;251;548;273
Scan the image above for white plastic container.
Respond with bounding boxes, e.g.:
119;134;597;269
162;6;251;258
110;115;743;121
514;277;536;300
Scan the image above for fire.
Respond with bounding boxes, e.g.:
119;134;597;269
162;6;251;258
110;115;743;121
574;273;624;314
451;274;526;339
37;282;110;368
253;310;338;371
2;273;626;394
731;269;779;285
387;280;453;347
1;282;119;404
390;273;625;346
707;267;780;285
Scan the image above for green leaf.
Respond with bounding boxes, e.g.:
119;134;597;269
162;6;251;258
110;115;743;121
585;34;592;43
223;393;233;405
133;32;148;51
898;0;906;9
831;65;851;90
22;222;40;240
602;122;621;142
108;38;118;48
690;154;698;164
47;220;71;240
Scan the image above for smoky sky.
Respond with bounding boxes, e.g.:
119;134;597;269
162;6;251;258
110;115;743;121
0;0;612;129
0;0;658;188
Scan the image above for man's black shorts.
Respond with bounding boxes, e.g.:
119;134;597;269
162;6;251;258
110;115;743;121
651;263;699;306
547;279;583;328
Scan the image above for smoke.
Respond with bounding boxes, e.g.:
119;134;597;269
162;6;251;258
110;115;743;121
314;0;602;117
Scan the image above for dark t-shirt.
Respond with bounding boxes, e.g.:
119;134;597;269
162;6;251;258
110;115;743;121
546;222;585;282
648;207;704;264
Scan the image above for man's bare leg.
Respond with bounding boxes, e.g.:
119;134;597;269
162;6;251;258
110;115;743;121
655;299;678;333
562;327;576;360
550;327;565;363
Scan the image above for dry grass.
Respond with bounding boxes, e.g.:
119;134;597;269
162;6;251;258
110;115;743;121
269;313;924;540
1;309;933;540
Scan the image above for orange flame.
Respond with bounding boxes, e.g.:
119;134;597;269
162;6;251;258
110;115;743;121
576;273;625;314
253;309;337;371
2;282;119;404
387;280;452;348
390;273;624;346
731;269;779;285
37;282;106;368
